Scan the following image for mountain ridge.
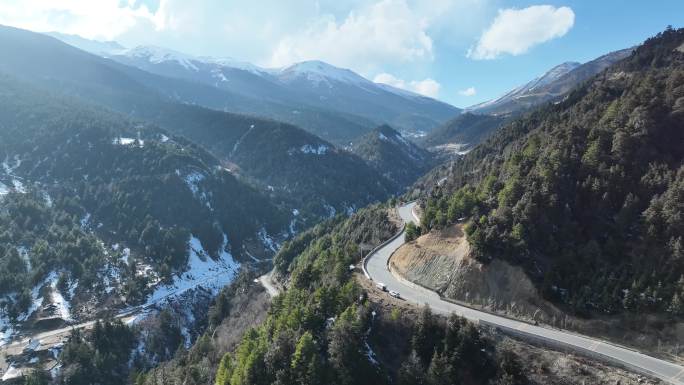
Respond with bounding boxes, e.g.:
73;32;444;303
46;31;460;142
467;49;633;115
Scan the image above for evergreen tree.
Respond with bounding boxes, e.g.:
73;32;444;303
398;351;426;385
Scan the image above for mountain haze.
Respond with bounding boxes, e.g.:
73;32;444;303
50;33;461;143
0;25;394;224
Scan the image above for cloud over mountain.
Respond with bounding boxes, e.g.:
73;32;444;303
468;5;575;60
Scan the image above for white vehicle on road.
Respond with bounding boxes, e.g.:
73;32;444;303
375;282;387;291
389;290;400;299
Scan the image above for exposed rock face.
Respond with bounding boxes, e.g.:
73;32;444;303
391;224;562;321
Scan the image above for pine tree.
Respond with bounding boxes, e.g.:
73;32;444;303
426;351;454;385
216;353;233;385
398;351;426;385
291;332;321;385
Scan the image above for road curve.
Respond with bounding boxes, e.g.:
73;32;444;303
365;202;684;385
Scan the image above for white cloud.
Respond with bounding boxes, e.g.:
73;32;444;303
458;86;476;96
269;0;433;71
468;5;574;60
0;0;161;40
373;73;441;98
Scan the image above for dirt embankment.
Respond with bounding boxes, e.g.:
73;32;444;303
390;223;684;364
391;224;562;322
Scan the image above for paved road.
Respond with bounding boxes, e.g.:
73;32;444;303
1;312;138;356
365;202;684;385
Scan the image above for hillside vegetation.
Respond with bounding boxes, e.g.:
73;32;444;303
418;27;684;317
421;113;507;150
0;26;396;226
138;205;525;385
352;125;435;189
0;75;286;317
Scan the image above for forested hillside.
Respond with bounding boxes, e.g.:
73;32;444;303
352;125;435;189
418;27;684;316
0;25;395;226
122;205;527;385
421;113;508;150
0;74;286;318
467;49;632;116
167;113;395;224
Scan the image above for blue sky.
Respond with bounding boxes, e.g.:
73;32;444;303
0;0;682;107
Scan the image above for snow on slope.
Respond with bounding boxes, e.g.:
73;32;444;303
467;61;580;112
278;60;371;87
118;45;200;71
145;235;239;307
49;275;72;321
0;313;13;347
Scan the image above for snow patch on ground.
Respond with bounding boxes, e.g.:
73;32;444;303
42;191;53;207
299;144;329;155
112;137;135;145
180;326;192;348
365;341;379;366
212;68;229;82
0;182;8;196
184;171;213;210
258;228;279;253
324;204;336;218
378;132;388;141
80;213;91;229
0;313;14;347
145;235;239;307
289;209;300;235
2;365;22;381
14;272;74;322
345;205;355;216
184;171;205;195
121;247;130;264
113;137;144;147
12;179;25;193
49;274;72;321
17;274;49;322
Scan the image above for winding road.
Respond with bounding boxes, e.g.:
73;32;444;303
364;202;684;385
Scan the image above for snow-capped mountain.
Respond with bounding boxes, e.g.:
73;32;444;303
467;61;580;115
47;34;460;143
467;49;632;115
522;61;581;92
278;60;372;87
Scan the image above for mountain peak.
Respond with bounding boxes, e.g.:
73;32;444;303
526;61;581;91
278;60;370;85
